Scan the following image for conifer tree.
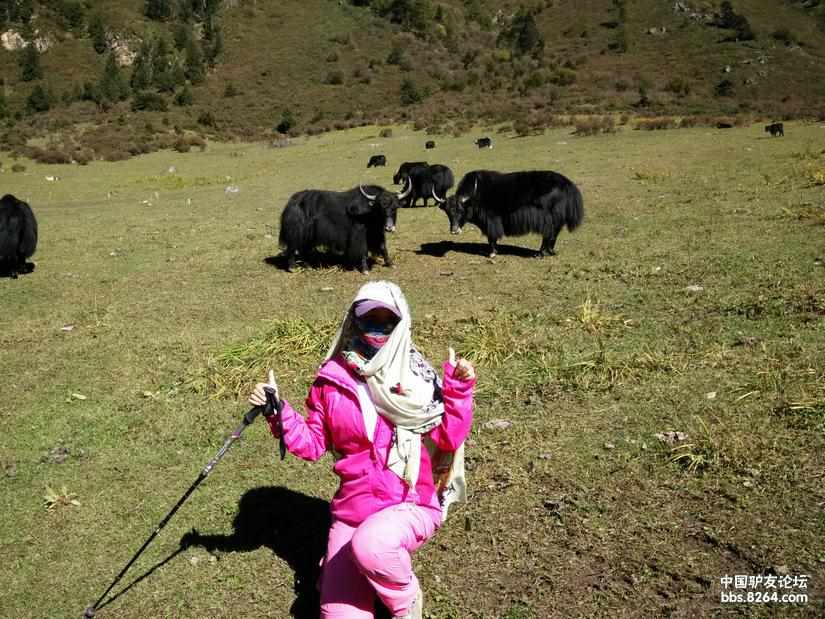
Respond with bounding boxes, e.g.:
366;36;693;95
184;38;205;84
19;43;42;82
130;39;154;91
99;52;130;103
89;13;108;54
26;84;50;112
205;23;223;66
174;83;193;106
145;0;172;21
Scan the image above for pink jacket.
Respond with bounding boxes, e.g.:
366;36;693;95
266;355;475;527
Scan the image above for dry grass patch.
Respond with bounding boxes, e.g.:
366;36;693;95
192;318;337;399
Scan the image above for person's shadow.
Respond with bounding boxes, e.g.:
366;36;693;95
180;486;390;619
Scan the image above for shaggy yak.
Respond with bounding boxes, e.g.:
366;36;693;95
440;170;584;258
765;123;784;137
0;194;38;278
279;186;399;273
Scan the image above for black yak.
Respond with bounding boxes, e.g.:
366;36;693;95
425;140;436;149
0;194;38;278
392;161;428;185
765;123;784;137
367;154;387;168
440;170;583;258
395;163;454;208
475;137;493;148
278;186;399;273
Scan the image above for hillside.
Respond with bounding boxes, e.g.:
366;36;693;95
1;0;825;160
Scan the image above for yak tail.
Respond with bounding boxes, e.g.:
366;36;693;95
556;181;584;232
278;191;309;251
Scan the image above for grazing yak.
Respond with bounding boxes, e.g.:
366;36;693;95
386;164;454;231
392;161;427;185
440;170;583;258
367;154;387;168
765;122;784;137
279;186;399;273
0;194;38;278
475;137;493;149
425;140;436;149
393;162;454;208
716;122;733;129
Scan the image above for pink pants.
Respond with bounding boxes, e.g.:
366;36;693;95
320;503;439;618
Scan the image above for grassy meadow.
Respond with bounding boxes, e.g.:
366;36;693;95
1;122;824;618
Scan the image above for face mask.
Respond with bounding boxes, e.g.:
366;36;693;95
350;316;396;359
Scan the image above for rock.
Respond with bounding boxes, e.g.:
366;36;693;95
655;431;689;445
61;325;75;332
1;30;25;51
773;565;789;576
483;419;512;431
604;442;616;450
705;391;717;400
225;185;240;196
42;446;71;465
685;284;704;293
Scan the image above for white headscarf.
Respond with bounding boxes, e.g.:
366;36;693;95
326;281;466;518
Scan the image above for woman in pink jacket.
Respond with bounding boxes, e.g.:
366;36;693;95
249;280;475;619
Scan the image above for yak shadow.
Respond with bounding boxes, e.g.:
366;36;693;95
416;240;538;258
178;486;390;619
0;261;36;278
264;253;391;274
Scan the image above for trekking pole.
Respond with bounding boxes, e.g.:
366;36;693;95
83;388;283;618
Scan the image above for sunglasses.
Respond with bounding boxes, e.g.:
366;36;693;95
354;316;398;335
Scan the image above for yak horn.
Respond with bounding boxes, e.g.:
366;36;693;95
397;179;412;199
359;185;377;201
431;187;446;203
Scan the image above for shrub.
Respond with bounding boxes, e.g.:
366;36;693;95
174;84;193;106
26;85;51;113
275;109;295;134
11;163;26;173
31;147;72;164
772;28;800;46
714;79;735;97
635;117;678;131
132;91;168;112
326;51;339;62
73;148;94;165
387;46;405;66
198;110;218;128
550;69;576;86
325;70;344;85
665;77;691;97
400;79;422;105
573;115;616;135
173;137;191;152
379;128;393;138
223;82;239;98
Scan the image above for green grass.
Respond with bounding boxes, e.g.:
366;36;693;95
1;122;824;618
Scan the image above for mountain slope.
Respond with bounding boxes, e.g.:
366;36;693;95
1;0;824;158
